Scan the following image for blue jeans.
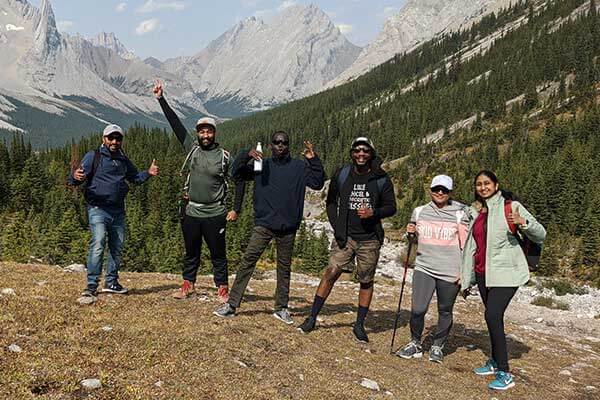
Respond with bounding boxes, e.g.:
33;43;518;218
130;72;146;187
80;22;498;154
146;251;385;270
86;206;126;288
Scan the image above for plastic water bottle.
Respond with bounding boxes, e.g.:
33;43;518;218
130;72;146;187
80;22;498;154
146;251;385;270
254;142;262;172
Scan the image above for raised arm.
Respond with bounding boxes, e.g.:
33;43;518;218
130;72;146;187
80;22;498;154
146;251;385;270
153;80;189;149
68;150;95;186
232;150;256;182
302;141;325;190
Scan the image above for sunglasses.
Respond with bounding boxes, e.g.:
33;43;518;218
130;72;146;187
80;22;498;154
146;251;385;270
431;186;450;194
106;135;123;142
352;146;372;153
272;139;289;146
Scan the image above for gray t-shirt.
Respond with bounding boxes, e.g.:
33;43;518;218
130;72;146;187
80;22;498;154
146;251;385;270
411;201;470;282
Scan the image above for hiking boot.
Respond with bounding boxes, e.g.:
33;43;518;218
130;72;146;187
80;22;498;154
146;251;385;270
172;280;195;299
297;316;316;334
428;345;444;364
101;281;128;294
352;323;369;343
213;302;236;318
217;284;229;303
396;340;423;359
474;358;498;376
273;308;294;325
81;286;97;297
488;371;515;391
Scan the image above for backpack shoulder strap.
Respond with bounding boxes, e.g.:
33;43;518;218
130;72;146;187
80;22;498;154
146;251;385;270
336;165;351;190
221;148;230;177
376;176;387;194
87;148;102;185
413;205;425;222
504;199;518;235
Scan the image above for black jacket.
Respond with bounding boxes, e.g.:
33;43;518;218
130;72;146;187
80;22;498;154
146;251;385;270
233;151;325;232
327;164;397;248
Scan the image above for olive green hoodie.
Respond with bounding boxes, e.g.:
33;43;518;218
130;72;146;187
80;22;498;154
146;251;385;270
460;191;546;288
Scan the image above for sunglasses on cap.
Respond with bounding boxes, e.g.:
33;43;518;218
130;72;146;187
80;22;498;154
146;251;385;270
352;146;372;153
431;186;450;194
272;139;289;146
106;134;123;142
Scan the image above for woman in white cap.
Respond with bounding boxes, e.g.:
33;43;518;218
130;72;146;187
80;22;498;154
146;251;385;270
396;174;470;363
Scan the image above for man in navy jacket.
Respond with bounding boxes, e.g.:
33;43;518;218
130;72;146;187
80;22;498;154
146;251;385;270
214;131;325;324
69;124;159;297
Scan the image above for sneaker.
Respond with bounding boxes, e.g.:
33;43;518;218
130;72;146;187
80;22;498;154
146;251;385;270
428;345;444;364
81;286;97;297
213;302;236;318
488;371;515;391
101;282;128;294
474;358;498;376
217;285;229;303
352;323;369;343
297;316;316;334
396;340;423;359
172;280;195;299
273;308;294;325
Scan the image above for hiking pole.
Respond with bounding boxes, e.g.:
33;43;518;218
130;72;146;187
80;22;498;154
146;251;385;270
389;233;415;355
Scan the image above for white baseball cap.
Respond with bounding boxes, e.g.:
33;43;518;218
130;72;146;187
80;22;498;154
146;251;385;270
195;117;217;131
103;124;124;137
430;175;453;190
351;137;375;150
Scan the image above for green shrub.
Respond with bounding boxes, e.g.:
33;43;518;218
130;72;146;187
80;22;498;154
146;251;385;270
531;296;570;310
542;279;588;296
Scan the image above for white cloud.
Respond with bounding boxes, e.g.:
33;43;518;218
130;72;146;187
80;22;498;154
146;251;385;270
135;18;161;35
57;20;74;31
278;0;296;11
336;23;353;35
136;0;186;13
115;2;127;13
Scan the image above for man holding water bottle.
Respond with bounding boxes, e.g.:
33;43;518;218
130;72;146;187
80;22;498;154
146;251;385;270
213;131;325;324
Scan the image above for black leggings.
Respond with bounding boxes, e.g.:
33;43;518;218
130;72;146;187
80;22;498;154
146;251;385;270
476;273;517;372
181;213;227;287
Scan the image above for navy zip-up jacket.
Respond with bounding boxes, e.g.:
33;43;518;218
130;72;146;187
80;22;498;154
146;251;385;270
233;151;325;232
69;145;150;211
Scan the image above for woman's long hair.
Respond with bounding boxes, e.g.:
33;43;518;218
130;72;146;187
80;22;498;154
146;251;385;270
473;170;517;209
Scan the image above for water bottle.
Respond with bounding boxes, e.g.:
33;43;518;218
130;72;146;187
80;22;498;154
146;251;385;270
254;142;262;172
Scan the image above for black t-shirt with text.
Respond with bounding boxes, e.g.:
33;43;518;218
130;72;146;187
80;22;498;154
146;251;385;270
346;169;378;241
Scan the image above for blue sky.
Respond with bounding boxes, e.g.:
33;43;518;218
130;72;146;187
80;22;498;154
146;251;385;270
30;0;407;60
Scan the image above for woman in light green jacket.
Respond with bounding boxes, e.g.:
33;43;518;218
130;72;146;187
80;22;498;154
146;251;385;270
460;170;546;391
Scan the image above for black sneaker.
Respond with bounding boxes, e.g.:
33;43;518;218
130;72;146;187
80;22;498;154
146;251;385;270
297;316;316;334
353;323;369;343
101;282;128;294
81;286;97;297
213;302;236;318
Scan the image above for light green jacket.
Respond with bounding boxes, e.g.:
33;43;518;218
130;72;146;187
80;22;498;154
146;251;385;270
460;192;547;289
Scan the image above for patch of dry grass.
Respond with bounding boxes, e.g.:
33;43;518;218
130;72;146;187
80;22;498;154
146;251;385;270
1;262;598;399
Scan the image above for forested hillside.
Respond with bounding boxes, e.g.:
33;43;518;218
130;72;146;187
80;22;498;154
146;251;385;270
0;0;598;285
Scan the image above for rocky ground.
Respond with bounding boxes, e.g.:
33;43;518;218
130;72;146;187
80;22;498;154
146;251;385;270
1;262;599;400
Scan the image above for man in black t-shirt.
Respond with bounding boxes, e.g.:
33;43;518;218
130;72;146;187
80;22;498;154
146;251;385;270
298;137;397;343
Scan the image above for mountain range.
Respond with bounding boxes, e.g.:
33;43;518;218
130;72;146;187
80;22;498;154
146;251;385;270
0;0;509;146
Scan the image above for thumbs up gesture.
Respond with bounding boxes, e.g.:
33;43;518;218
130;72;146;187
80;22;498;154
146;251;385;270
148;159;159;176
507;207;526;226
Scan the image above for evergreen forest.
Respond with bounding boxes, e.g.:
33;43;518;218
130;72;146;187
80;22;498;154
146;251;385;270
0;0;598;286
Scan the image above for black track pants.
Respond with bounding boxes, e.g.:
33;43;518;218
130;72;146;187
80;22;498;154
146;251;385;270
181;213;228;287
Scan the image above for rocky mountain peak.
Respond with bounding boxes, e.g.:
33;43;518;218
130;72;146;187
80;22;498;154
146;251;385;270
32;0;60;58
91;32;136;60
